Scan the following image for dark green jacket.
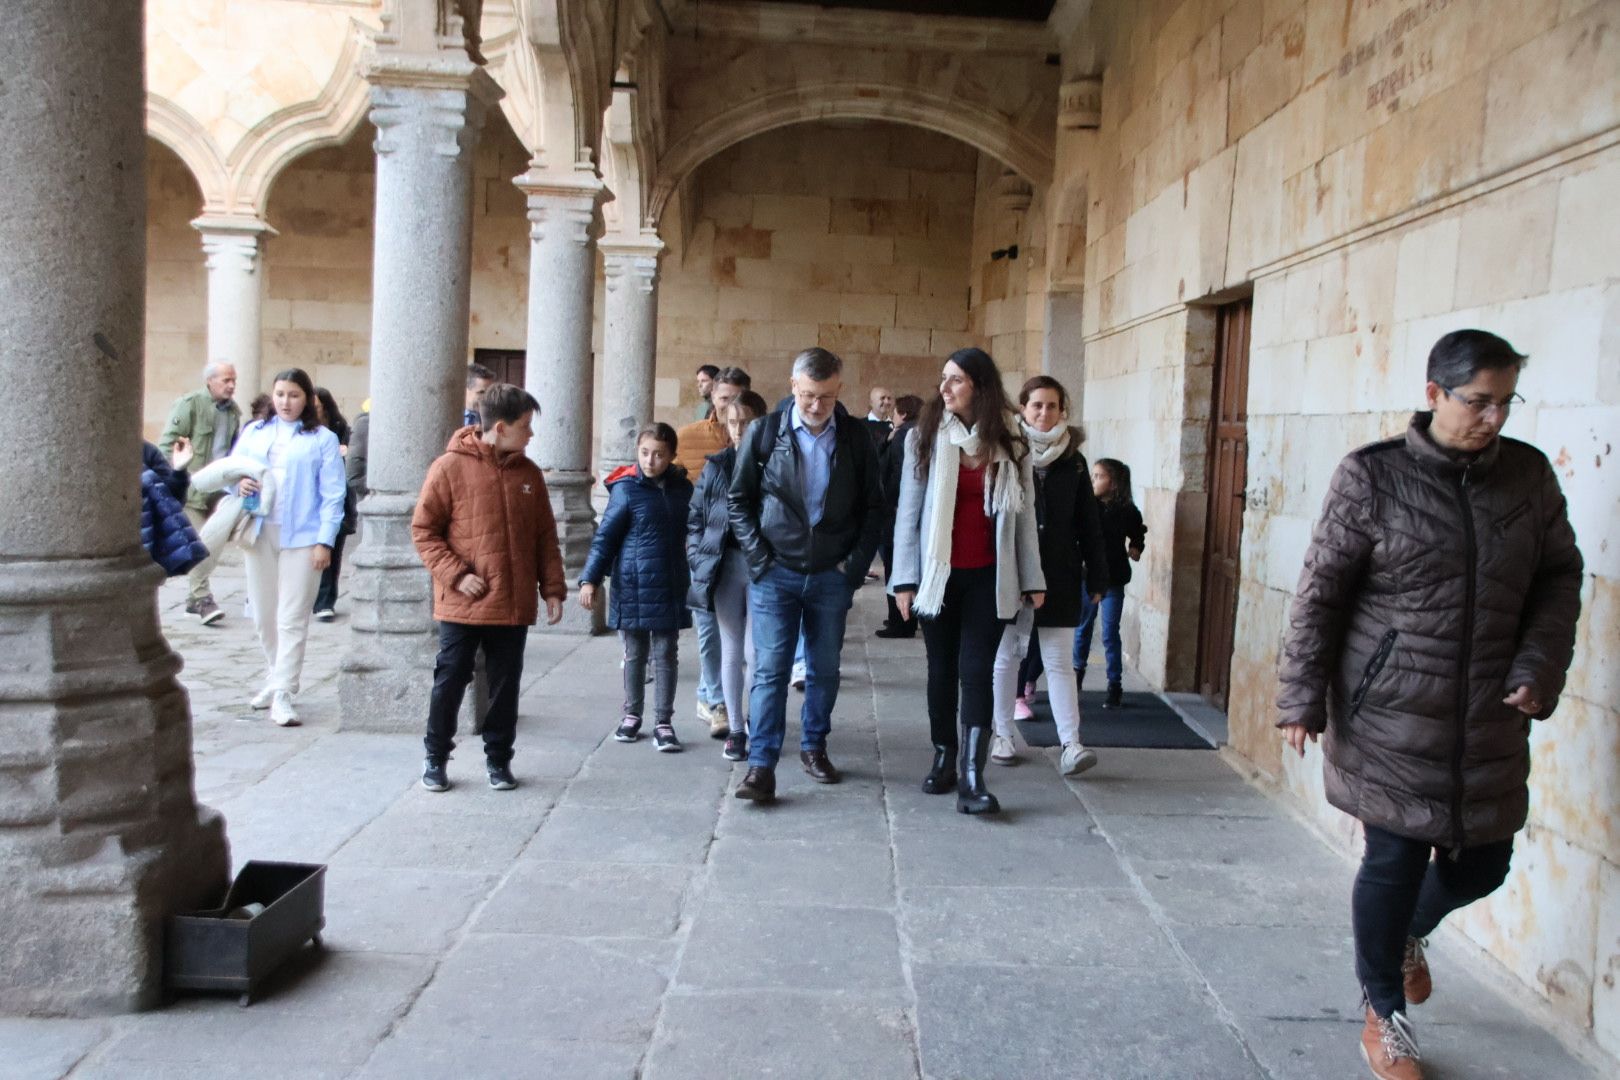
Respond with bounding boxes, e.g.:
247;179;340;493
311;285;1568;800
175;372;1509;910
158;388;242;512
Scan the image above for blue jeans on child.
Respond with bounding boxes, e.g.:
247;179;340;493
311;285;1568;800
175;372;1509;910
1074;587;1125;686
693;607;725;709
746;565;853;769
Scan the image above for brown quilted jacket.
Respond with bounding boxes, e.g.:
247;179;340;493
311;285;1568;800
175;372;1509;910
412;427;566;626
1277;413;1583;848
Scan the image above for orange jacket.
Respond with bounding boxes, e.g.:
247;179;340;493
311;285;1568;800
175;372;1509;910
673;417;728;475
412;427;565;626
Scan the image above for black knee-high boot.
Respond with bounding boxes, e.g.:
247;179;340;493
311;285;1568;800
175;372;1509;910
922;743;956;794
956;726;999;815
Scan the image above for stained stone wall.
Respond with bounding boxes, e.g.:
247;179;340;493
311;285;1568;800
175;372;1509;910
144;140;209;431
1062;0;1620;1054
967;156;1049;380
651;121;980;414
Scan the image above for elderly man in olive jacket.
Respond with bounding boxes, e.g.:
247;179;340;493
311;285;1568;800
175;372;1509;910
1276;329;1582;1080
158;361;242;625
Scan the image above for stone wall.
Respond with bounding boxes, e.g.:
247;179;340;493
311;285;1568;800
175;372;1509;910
967;157;1048;380
1064;0;1620;1053
653;121;979;414
144;140;209;433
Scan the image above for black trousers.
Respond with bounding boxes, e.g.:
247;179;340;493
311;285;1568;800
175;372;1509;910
424;621;529;767
919;565;1002;747
880;535;916;632
313;529;348;613
1353;823;1514;1017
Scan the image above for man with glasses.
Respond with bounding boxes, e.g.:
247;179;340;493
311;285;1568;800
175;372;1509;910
1277;329;1583;1080
727;348;884;803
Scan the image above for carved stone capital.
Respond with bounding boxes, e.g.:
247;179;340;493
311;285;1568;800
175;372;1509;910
1059;76;1104;129
601;235;665;295
192;215;275;275
516;167;608;247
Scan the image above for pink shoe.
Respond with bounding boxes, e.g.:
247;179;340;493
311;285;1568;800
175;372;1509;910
1013;697;1033;721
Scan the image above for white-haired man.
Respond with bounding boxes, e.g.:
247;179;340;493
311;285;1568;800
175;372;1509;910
158;361;242;624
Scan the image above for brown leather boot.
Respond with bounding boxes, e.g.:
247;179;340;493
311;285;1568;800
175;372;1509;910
1361;1006;1423;1080
1402;937;1432;1005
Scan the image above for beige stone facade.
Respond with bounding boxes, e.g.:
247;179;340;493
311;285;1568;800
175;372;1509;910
129;0;1619;1058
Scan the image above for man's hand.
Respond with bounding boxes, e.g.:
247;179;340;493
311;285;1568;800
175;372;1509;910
1504;685;1543;716
310;544;332;571
1283;723;1318;757
1025;591;1046;610
579;582;596;611
169;436;194;472
238;476;261;497
1127;543;1143;562
1090;593;1103;606
545;596;564;625
896;589;914;622
456;573;488;600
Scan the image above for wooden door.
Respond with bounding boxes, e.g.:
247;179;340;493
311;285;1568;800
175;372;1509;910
474;348;526;388
1195;299;1251;710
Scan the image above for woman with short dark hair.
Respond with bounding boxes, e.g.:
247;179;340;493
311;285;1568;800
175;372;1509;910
1278;329;1583;1079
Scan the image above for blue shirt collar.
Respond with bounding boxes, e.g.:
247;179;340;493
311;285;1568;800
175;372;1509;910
789;404;836;437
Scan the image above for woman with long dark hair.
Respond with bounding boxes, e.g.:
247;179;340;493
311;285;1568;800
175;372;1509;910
310;387;355;621
891;348;1044;814
232;368;346;726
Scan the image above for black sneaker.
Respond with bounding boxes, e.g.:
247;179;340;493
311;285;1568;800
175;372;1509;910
722;730;747;761
614;716;643;742
1103;684;1124;709
487;763;516;790
195;596;224;626
653;724;682;753
421;758;449;792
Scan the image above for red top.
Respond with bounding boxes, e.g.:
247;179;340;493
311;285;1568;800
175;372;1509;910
951;464;994;569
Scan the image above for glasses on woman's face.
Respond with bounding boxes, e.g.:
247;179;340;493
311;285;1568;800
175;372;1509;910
1441;386;1526;419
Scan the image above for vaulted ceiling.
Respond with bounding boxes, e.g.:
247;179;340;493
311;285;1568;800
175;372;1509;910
702;0;1057;21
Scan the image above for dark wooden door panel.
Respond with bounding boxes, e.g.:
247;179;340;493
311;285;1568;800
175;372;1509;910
1196;299;1251;711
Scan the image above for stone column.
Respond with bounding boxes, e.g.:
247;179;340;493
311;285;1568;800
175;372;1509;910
0;0;227;1014
339;54;501;729
193;214;273;398
598;236;664;475
515;167;607;633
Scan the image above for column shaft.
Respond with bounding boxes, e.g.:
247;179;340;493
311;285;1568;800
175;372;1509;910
599;237;663;476
339;58;499;728
0;0;227;1014
193;215;272;398
516;169;607;632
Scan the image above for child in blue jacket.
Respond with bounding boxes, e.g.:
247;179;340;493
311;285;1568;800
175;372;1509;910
580;424;695;752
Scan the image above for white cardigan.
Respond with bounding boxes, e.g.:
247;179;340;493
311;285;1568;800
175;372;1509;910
889;427;1045;620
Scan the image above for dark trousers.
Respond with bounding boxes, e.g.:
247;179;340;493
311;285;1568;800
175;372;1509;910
920;566;1002;747
1353;823;1514;1017
424;621;529;767
880;535;917;632
313;529;348;613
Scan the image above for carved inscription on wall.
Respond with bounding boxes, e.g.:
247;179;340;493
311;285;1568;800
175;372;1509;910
1335;0;1452;114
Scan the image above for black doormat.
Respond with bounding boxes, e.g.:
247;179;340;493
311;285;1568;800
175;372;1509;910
1016;691;1214;750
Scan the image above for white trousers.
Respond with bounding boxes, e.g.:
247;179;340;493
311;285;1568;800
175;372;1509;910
992;612;1083;747
242;521;322;696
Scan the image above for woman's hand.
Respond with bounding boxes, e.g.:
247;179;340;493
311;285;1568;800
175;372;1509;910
579;582;597;611
1503;685;1543;716
1283;723;1318;757
237;476;261;497
896;589;914;622
310;545;331;571
169;436;194;472
1025;591;1046;610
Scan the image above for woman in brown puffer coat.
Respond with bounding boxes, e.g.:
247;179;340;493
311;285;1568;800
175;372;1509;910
1276;330;1583;1080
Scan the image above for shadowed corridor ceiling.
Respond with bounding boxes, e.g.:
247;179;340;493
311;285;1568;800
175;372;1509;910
701;0;1058;21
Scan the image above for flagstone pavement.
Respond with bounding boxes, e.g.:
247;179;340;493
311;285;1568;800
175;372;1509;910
4;556;1606;1080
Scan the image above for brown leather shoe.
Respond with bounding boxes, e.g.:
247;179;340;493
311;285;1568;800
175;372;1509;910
1402;937;1432;1005
800;748;841;784
734;766;776;803
1361;1006;1423;1080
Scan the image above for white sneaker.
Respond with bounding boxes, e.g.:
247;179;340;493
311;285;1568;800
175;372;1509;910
695;700;714;726
990;734;1018;765
270;691;300;727
249;687;275;710
791;662;807;691
1061;742;1099;776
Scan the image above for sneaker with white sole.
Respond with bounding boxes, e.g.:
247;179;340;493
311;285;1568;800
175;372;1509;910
249;687;275;710
707;702;730;739
270;691;300;727
790;661;807;691
314;608;336;622
487;762;517;790
194;595;225;626
1060;742;1099;776
1013;696;1034;721
653;724;682;752
614;716;643;742
421;758;449;792
990;734;1018;765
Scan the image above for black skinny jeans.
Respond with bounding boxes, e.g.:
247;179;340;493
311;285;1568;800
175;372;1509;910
1353;823;1513;1017
920;565;1003;747
424;621;529;767
313;529;348;613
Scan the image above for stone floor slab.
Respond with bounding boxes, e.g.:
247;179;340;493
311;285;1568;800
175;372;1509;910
677;903;904;992
0;1018;108;1080
318;865;495;954
901;886;1181;970
524;803;718;865
892;819;1127;890
331;800;541;872
475;861;692;938
644;992;918;1080
705;836;894;907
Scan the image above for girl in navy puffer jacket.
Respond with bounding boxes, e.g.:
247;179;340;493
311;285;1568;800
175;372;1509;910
580;424;695;752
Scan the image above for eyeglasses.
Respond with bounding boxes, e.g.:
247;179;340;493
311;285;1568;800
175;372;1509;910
1441;386;1526;418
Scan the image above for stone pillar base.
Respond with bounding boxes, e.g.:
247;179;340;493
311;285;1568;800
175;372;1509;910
339;632;440;733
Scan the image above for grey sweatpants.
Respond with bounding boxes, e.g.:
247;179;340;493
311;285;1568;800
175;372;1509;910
622;629;678;726
713;547;754;734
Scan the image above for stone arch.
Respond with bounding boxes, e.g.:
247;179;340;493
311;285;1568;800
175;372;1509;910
650;82;1054;224
145;94;230;211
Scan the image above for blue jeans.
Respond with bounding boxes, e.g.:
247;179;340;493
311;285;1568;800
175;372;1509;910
693;607;724;707
1074;587;1125;686
746;565;853;769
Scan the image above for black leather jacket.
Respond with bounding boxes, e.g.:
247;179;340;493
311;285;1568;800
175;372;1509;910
727;402;883;586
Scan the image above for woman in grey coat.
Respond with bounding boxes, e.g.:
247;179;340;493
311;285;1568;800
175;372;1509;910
1277;329;1582;1080
891;348;1044;815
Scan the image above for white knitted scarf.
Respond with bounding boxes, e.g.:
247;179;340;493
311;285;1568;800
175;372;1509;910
1022;420;1071;469
915;413;1024;618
